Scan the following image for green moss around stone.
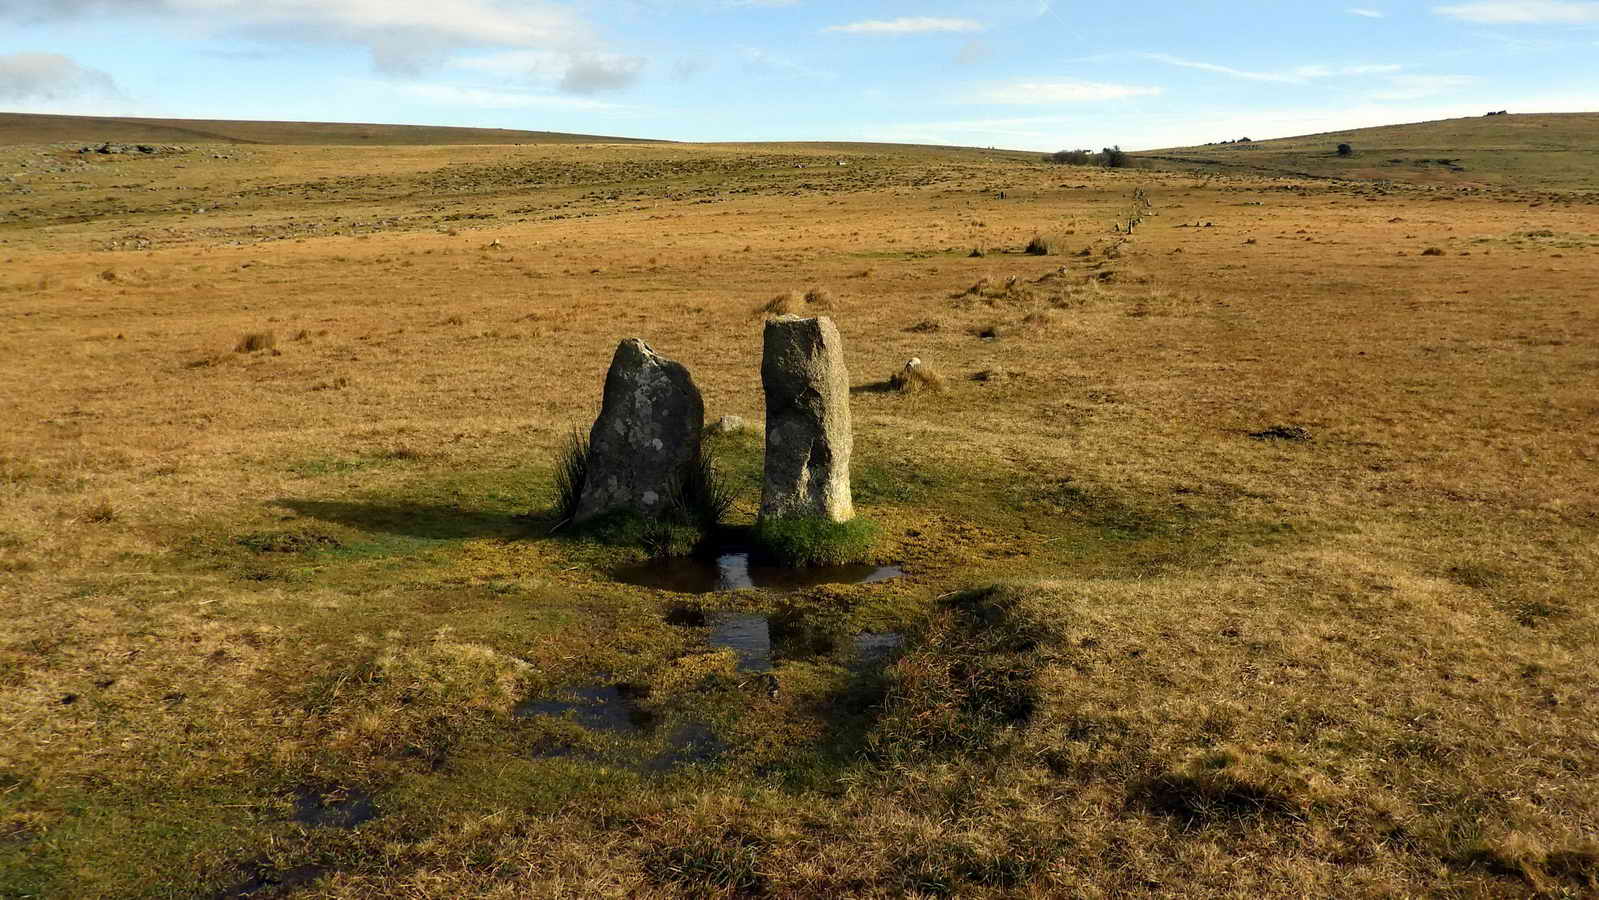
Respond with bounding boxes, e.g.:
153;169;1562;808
573;510;705;559
753;516;878;567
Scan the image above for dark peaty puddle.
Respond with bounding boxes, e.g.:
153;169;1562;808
853;632;905;666
293;788;376;830
616;550;903;594
709;613;774;673
516;683;723;771
710;615;904;674
212;863;328;900
514;684;656;734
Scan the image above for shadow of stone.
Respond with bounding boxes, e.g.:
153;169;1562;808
849;380;899;396
274;499;553;542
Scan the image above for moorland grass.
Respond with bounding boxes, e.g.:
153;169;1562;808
753;515;878;567
2;124;1596;898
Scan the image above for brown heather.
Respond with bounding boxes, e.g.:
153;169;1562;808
0;113;1595;898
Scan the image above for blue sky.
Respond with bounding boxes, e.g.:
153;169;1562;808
2;1;1598;149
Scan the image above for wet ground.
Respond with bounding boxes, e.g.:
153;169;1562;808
292;788;376;830
515;615;905;773
614;550;903;594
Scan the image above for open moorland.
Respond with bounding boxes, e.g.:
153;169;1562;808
1;113;1596;898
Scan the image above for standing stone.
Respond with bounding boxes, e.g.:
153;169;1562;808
760;315;854;522
575;339;704;524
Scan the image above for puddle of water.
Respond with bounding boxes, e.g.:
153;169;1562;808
516;683;723;773
644;721;726;772
617;551;903;594
709;613;773;674
213;863;327;899
854;632;905;665
514;684;656;734
292;788;376;830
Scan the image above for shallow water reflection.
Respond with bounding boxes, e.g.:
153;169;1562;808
616;551;903;594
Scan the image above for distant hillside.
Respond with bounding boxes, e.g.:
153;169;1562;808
0;111;664;146
1138;112;1599;191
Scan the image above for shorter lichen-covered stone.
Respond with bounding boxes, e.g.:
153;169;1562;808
575;339;704;523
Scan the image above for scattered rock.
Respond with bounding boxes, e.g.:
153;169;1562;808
760;315;854;522
709;415;746;435
575;339;705;523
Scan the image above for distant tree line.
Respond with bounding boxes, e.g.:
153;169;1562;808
1043;146;1132;168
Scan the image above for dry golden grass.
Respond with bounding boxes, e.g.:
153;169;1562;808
887;359;947;394
0;128;1596;897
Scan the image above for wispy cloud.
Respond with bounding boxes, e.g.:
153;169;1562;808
1370;74;1477;99
1142;54;1402;84
383;80;631;111
558;54;644;94
1434;1;1599;23
980;80;1163;104
955;39;993;65
1348;7;1386;16
0;0;634;87
825;17;984;34
739;46;834;80
0;52;121;102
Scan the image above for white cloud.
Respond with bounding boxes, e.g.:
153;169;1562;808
0;52;120;102
1370;74;1477;99
1434;1;1599;22
825;17;984;34
739;47;834;80
452;49;565;77
0;0;629;84
558;54;644;94
955;39;993;65
980;80;1163;104
1143;54;1404;84
1348;7;1386;15
384;81;630;111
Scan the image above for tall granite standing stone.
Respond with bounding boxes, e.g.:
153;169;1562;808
760;315;854;522
574;339;704;524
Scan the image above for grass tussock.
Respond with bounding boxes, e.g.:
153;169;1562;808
753;515;877;567
869;585;1054;760
888;359;947;394
755;287;838;318
234;331;276;353
803;286;836;311
1024;234;1052;256
78;497;118;524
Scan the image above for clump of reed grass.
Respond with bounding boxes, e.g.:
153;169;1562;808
551;429;590;528
665;447;737;534
234;331;276;353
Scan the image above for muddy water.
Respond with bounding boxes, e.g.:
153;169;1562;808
293;788;376;829
514;685;656;733
708;613;774;673
516;684;723;771
853;632;905;665
615;551;903;594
